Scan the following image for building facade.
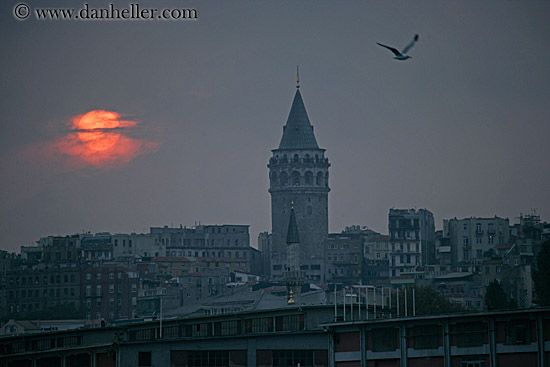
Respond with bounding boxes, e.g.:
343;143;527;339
444;216;510;270
325;233;364;285
389;209;435;277
268;84;330;282
80;264;139;322
4;264;81;319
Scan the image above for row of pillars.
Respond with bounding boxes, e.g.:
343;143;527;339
333;284;417;322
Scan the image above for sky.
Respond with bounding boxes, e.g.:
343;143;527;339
1;1;549;253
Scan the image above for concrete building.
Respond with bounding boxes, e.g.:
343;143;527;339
111;233;161;259
150;224;261;274
325;232;364;286
363;230;390;262
444;216;510;271
1;306;549;367
326;308;550;367
4;264;81;319
80;233;113;262
257;231;272;276
80;264;139;322
389;209;435;277
39;235;80;263
268;83;330;282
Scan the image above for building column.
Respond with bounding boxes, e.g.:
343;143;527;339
442;321;451;367
360;325;367;367
328;329;335;367
400;325;408;367
537;313;546;367
488;317;496;367
247;337;257;367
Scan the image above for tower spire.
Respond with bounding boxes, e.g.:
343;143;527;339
296;65;300;89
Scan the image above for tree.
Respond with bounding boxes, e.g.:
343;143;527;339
397;285;466;316
484;280;510;310
532;240;550;306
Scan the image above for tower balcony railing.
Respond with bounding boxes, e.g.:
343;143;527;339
268;157;330;167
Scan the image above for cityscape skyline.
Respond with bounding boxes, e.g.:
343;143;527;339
1;1;550;253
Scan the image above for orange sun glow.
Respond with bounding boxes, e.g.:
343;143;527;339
51;109;158;169
76;110;121;151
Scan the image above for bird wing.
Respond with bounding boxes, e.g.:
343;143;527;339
376;42;403;57
401;34;419;55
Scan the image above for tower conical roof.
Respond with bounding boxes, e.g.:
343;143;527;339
286;204;300;244
278;89;319;150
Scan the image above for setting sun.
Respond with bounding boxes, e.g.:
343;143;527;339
52;109;158;169
76;110;121;151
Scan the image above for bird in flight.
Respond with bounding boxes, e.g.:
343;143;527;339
377;34;419;60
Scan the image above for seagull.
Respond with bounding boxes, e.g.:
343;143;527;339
377;34;419;60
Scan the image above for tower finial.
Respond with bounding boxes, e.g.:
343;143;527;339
296;66;300;89
291;200;294;209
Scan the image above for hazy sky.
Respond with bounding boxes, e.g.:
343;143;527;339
1;1;549;253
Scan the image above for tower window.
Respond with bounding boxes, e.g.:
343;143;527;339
292;171;300;186
305;171;313;185
280;172;288;186
293;154;299;162
316;171;323;186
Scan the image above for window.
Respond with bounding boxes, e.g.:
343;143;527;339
96;285;102;296
138;351;152;367
275;314;303;332
292;171;300;185
455;322;485;347
273;350;313;367
109;285;114;294
86;286;92;297
187;351;229;367
460;356;486;367
505;319;530;345
413;324;440;349
372;328;397;352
